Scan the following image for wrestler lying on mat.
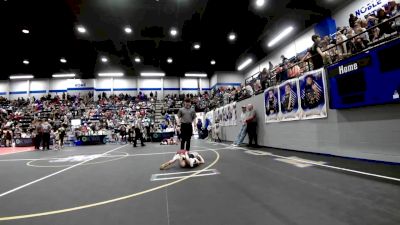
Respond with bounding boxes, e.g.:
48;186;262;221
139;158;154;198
160;150;205;170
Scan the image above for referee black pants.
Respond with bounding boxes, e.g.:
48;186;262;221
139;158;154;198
247;122;258;146
180;123;193;151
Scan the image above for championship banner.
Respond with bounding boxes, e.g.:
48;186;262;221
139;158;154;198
278;78;301;121
264;86;280;123
205;111;214;125
299;68;328;120
222;105;229;126
215;107;223;126
231;102;237;126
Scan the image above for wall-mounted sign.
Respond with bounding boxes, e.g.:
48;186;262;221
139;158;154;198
355;0;388;17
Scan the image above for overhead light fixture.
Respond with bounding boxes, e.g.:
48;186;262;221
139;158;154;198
98;72;124;77
256;0;265;7
124;27;132;34
52;73;76;78
194;43;200;49
101;57;108;63
237;58;253;71
268;26;294;47
23;60;29;65
170;28;178;37
185;73;207;77
77;25;86;33
140;72;165;77
10;75;34;80
134;57;141;63
210;60;216;65
60;58;67;63
228;33;236;41
167;57;173;63
22;29;29;34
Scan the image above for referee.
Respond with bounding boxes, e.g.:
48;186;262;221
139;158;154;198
177;98;196;151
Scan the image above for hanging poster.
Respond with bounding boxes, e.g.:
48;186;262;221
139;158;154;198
264;86;280;123
231;102;237;126
278;78;301;121
205;110;214;125
299;68;327;120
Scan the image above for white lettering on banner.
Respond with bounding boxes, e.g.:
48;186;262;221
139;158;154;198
339;63;358;75
244;150;272;156
355;0;387;17
275;156;326;168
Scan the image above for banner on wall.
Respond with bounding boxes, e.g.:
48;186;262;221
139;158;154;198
205;111;214;125
231;102;237;126
213;102;237;127
279;79;301;121
299;68;327;120
264;86;280;123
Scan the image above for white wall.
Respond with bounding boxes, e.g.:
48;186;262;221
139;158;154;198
210;74;218;88
9;80;29;100
94;78;112;100
200;78;210;92
333;0;389;28
49;79;67;93
113;78;137;96
137;78;162;96
30;79;49;98
0;81;9;96
180;78;199;94
163;77;180;97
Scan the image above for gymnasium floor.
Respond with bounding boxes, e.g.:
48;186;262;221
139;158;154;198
0;140;399;225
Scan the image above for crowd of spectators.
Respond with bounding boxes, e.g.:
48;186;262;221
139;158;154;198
0;91;160;149
199;1;400;108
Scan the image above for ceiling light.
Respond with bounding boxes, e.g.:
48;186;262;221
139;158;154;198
211;60;216;65
60;58;67;63
23;60;29;65
167;58;173;63
268;26;294;47
237;58;253;71
77;25;86;33
194;43;200;49
170;28;178;37
101;57;108;63
134;57;141;63
98;72;124;77
140;72;165;77
256;0;265;7
185;73;207;77
124;27;132;34
228;33;236;41
22;29;29;34
52;73;76;78
10;75;34;80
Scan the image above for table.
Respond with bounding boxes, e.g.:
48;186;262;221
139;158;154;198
76;135;107;145
14;138;34;147
150;132;174;142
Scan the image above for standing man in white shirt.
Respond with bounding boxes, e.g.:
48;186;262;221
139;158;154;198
232;105;248;147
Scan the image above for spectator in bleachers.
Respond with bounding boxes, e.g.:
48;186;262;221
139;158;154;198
377;8;395;36
349;13;359;28
302;35;325;70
